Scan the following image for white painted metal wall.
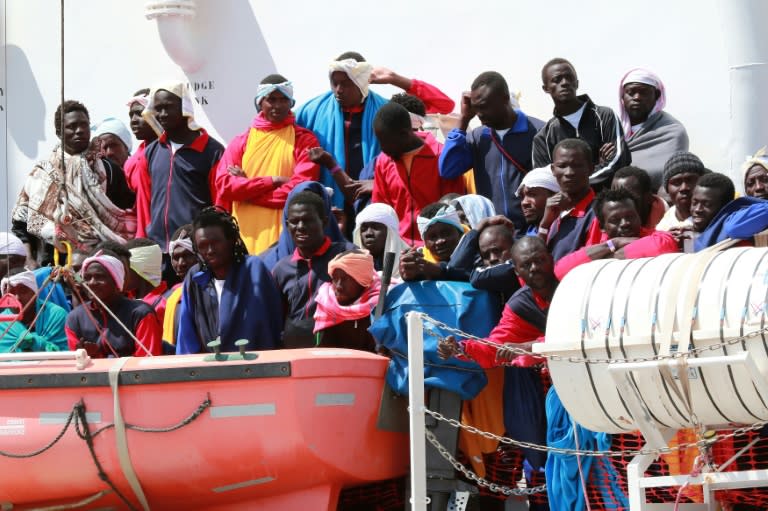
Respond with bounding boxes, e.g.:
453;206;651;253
2;0;763;230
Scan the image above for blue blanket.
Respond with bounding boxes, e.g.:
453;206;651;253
369;281;501;400
295;91;388;209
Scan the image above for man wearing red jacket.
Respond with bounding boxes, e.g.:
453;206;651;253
214;74;320;255
123;89;159;238
370;102;465;246
554;187;679;280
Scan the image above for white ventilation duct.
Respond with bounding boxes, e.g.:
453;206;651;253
718;0;768;191
145;0;203;73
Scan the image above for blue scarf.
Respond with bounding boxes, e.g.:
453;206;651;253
295;91;388;209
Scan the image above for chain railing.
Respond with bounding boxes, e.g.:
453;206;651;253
417;312;768;366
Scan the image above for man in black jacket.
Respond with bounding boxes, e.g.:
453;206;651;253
533;58;631;188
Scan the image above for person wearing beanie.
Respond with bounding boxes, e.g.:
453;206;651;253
214;74;320;255
655;151;707;233
92;117;133;167
312;249;381;351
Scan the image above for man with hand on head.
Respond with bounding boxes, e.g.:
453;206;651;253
516;167;560;236
440;71;538;234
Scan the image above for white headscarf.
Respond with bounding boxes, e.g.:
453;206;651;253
254;81;296;112
353;203;409;279
92;117;133;152
742;146;768;186
515;167;561;197
453;195;496;230
129;245;163;287
81;252;126;291
1;270;38;294
619;68;666;137
328;59;374;99
0;232;27;257
143;81;201;131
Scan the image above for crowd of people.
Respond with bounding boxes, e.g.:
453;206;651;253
3;51;768;510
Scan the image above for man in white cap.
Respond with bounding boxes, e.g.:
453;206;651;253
0;231;28;279
618;68;689;192
92;117;132;167
516;167;560;236
295;51;454;236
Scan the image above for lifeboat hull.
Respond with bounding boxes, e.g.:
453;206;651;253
0;348;409;510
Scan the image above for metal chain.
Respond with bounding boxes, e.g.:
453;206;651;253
424;429;547;496
423;406;768;458
418;312;768;365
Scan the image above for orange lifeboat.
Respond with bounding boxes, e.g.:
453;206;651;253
0;348;409;510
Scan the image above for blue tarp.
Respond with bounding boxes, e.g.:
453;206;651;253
369;281;501;400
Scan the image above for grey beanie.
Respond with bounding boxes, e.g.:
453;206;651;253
662;151;706;190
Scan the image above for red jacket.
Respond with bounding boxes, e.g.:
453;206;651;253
371;132;465;245
124;141;151;238
214;113;320;211
554;228;679;280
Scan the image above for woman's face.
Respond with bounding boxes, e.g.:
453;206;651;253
194;226;234;272
360;222;388;258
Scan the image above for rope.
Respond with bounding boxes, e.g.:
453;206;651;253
91;395;212;436
7;270;61;352
0;403;75;458
0;270;56;345
77;278;154;356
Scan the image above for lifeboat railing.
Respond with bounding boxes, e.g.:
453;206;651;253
0;348;91;370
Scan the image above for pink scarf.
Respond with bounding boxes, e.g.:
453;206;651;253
313;273;381;332
251;111;297;131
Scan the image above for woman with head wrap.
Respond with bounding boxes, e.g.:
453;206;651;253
743;147;768;200
352;203;409;279
162;225;197;347
65;251;162;357
400;203;467;281
0;270;68;352
214;74;321;255
125;239;166;319
176;207;282;354
259;181;346;270
313;250;380;351
618;68;689;191
452;194;496;230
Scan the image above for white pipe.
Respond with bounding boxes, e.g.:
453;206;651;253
145;0;204;74
0;349;90;369
718;0;768;192
406;312;428;511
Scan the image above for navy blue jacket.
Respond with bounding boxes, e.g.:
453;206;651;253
439;110;536;234
144;129;224;249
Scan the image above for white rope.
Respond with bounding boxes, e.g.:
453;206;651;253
109;357;151;511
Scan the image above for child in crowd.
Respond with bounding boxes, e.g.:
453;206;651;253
313;250;381;351
352;202;409;280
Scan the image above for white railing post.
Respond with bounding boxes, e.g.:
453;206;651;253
406;312;428;510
